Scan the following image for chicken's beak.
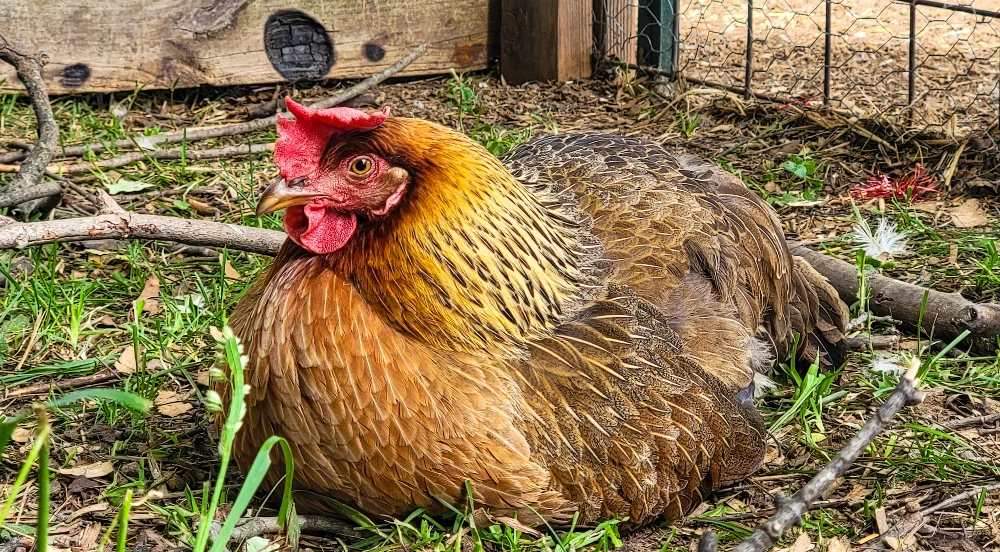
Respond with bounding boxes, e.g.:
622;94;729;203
255;177;323;216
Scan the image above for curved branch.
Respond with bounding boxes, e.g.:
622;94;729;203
0;213;285;256
0;34;60;208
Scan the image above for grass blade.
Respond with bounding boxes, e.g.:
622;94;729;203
36;410;50;552
45;389;152;412
0;423;51;527
208;435;295;552
116;489;134;552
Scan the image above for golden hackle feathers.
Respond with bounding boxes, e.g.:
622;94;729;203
224;119;847;528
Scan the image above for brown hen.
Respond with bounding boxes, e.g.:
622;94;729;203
224;98;846;528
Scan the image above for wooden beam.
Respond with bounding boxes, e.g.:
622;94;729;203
500;0;592;84
603;0;638;67
0;0;489;94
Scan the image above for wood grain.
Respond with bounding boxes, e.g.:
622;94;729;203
601;0;638;66
0;0;488;93
500;0;592;84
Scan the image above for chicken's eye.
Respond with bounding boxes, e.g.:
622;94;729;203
350;157;373;176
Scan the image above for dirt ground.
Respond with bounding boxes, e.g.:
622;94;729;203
2;43;1000;552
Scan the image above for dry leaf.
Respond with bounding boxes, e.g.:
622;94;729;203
788;532;812;552
844;483;872;504
494;516;542;538
209;326;224;341
195;369;211;387
68;475;104;494
11;427;32;443
187;197;218;216
224;259;242;282
58;461;115;478
77;522;101;550
137;274;162;315
949;198;990;228
114;344;140;374
911;200;942;214
826;536;850;552
65;502;110;523
155;390;193;417
95;314;118;328
874;506;889;534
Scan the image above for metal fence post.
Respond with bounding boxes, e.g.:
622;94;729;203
745;0;754;99
824;0;832;105
908;0;917;110
638;0;679;73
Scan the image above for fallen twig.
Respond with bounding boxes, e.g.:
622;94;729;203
0;143;275;176
699;358;925;552
5;367;118;399
942;412;1000;430
0;44;427;166
865;481;1000;550
843;334;900;352
793;244;1000;355
208;515;363;546
54;143;273;175
0;212;285;256
0;34;60;210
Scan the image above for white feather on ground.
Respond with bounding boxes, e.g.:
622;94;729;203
851;218;909;260
870;353;907;375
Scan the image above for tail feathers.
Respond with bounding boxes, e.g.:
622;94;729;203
786;255;849;366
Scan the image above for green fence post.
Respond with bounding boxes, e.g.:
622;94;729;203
638;0;678;73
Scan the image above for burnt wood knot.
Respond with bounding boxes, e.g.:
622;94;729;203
363;43;385;62
60;64;91;88
264;10;334;80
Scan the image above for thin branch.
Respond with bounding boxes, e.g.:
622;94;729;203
0;180;61;208
209;515;363;545
0;143;274;176
866;481;1000;550
0;212;285;256
5;367;118;399
0;34;60;208
942;412;1000;430
700;358;926;552
54;143;274;175
0;44;427;165
843;334;900;352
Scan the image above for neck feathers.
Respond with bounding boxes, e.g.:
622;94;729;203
329;119;583;354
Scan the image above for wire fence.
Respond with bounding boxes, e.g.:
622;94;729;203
595;0;1000;140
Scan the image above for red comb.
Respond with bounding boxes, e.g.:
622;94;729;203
274;97;390;179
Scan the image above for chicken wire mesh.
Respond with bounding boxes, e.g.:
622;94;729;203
594;0;1000;140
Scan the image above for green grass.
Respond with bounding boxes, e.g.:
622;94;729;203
3;76;1000;551
442;72;533;156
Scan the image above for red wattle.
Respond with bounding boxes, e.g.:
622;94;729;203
284;203;358;254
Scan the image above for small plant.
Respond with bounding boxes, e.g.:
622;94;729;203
676;109;700;137
442;72;533;156
781;155;823;200
1;390;153;551
769;337;843;449
190;326;296;552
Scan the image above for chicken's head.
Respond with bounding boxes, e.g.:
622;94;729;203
257;97;408;254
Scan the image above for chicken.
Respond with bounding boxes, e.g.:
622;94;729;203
224;97;847;528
